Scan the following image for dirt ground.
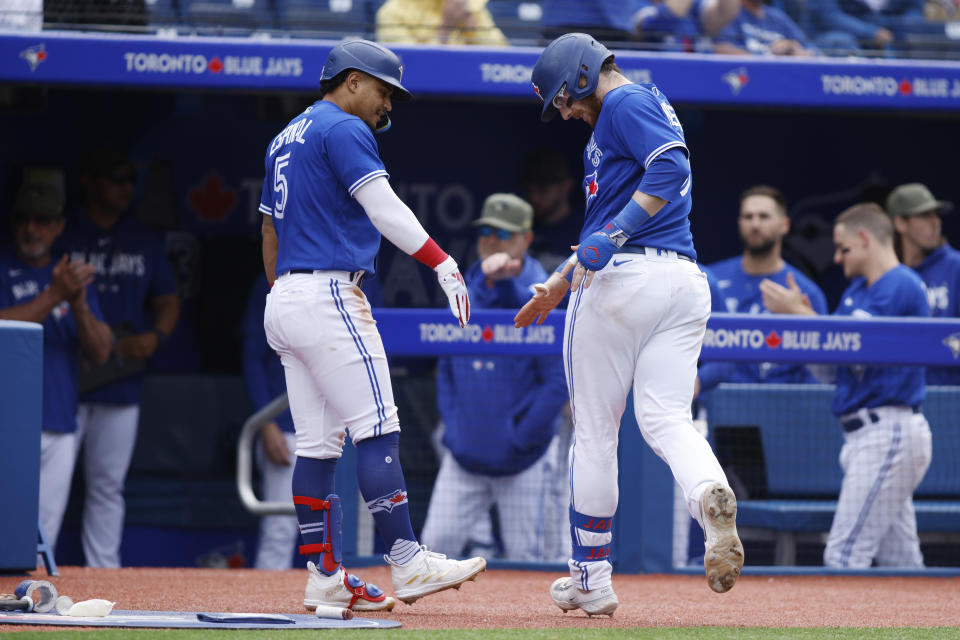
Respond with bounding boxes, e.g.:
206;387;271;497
2;567;959;630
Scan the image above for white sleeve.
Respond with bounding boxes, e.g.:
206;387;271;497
354;175;429;256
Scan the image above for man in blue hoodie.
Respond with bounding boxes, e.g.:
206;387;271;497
421;193;569;561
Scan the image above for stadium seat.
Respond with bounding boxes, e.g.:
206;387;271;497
183;0;274;32
276;0;372;38
486;0;543;43
145;0;181;27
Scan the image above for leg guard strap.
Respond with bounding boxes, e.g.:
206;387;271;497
294;493;342;574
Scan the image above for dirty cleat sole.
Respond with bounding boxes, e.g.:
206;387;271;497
701;482;745;593
550;577;618;617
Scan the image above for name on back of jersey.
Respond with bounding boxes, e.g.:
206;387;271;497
269;117;312;157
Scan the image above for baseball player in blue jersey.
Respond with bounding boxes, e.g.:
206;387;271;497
696;185;829;397
421;193;569;561
63;148;180;568
761;203;932;568
258;40;484;612
0;183;112;551
242;273;298;570
515;34;743;616
887;183;960;385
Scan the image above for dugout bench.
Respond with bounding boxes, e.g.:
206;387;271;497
706;384;960;566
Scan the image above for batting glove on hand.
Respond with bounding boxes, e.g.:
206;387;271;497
436;256;470;327
576;222;628;272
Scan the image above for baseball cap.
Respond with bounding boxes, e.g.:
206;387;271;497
886;183;953;218
12;183;64;222
472;193;533;233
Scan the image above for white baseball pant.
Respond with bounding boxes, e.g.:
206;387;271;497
263;272;400;460
75;403;140;568
564;251;728;590
824;406;932;568
254;431;299;570
421;440;561;562
38;430;78;551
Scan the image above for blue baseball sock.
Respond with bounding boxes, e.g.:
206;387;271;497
355;432;420;564
291;456;338;570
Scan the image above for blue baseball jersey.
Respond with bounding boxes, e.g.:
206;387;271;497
635;0;709;50
437;255;568;476
699;257;829;390
832;264;929;416
541;0;650;30
0;248;105;433
716;5;814;54
912;244;960;385
259;100;388;276
242;274;294;433
62;214;178;405
581;83;695;260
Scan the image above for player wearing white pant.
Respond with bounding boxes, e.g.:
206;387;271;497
0;182;112;554
518;34;744;616
762;203;933;569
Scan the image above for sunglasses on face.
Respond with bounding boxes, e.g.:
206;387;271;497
106;170;137;185
478;226;514;240
551;83;573;109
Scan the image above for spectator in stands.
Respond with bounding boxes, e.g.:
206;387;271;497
44;0;147;29
421;193;569;561
519;149;582;274
542;0;740;51
714;0;818;55
695;186;828;398
887;183;960;385
924;0;959;21
242;273;299;569
376;0;509;45
804;0;926;52
0;182;112;551
62;147;180;568
761;203;932;568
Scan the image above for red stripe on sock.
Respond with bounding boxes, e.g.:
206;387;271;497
411;238;448;269
293;496;330;511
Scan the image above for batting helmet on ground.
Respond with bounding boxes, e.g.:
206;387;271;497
531;33;613;122
320;39;411;101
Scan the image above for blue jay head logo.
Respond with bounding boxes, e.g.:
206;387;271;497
365;489;407;514
943;333;960;359
20;44;47;71
722;67;749;94
583;171;599;206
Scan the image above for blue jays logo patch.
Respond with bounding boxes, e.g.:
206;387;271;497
944;333;960;359
584;171;599;207
366;489;408;514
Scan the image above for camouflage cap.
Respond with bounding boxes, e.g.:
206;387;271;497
886;183;953;218
472;193;533;233
12;183;64;220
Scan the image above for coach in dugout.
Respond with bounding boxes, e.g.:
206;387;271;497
695;185;829;399
761;203;932;568
421;193;569;562
886;183;960;385
0;181;112;552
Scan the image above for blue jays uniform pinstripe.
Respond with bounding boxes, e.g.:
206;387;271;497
561;82;732;592
824;264;933;568
261;99;401;461
911;244;960;385
699;258;829;391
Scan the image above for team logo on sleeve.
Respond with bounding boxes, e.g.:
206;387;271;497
583;171;599;206
366;489;408;514
944;333;960;359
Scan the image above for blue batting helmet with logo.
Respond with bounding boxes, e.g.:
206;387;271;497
531;33;613;122
320;39;411;101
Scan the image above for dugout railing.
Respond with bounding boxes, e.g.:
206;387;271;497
236;310;960;575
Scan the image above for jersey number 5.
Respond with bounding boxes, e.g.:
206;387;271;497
273;152;291;219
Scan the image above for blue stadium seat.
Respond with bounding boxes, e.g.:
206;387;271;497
276;0;372;38
183;0;274;32
486;0;543;43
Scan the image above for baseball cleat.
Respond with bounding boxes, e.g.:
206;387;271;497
550;577;618;617
303;562;397;612
700;482;744;593
385;546;486;604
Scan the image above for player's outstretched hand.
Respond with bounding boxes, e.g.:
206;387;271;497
514;264;573;328
436;256;470;327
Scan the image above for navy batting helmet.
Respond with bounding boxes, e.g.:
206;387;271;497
531;33;612;122
320;39;411;101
